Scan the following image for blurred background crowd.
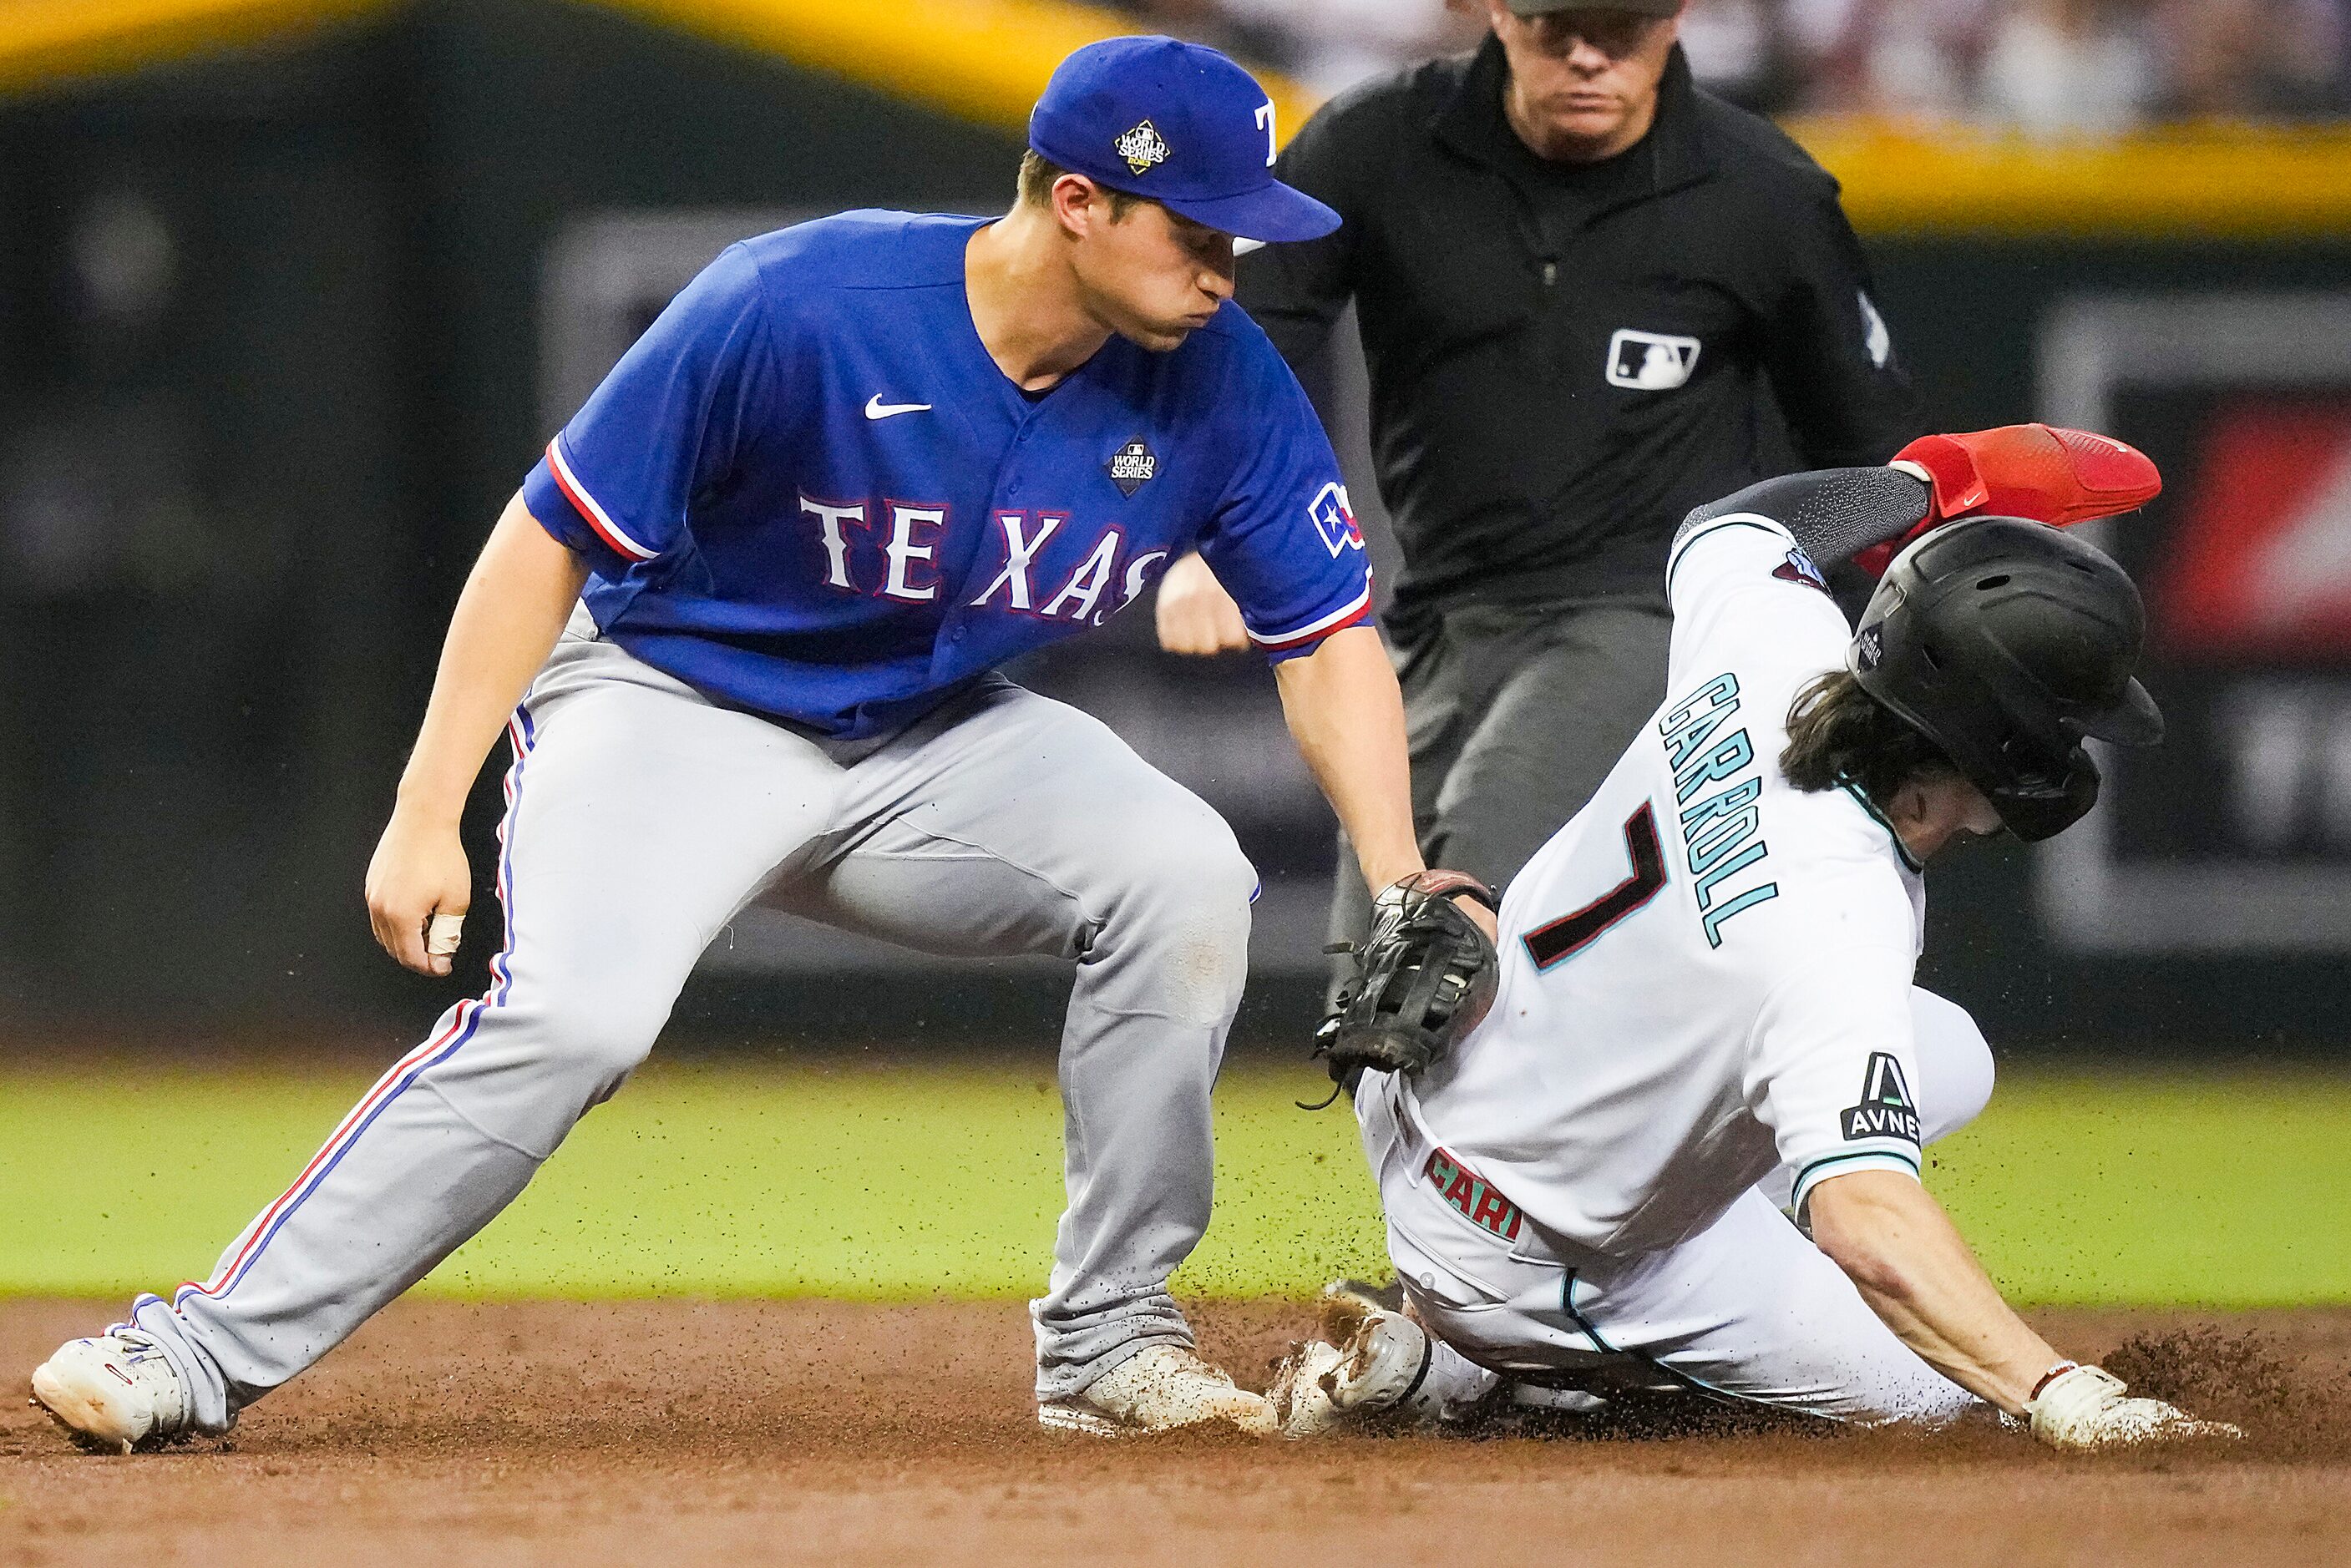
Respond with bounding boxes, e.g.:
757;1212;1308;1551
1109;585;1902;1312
1120;0;2351;130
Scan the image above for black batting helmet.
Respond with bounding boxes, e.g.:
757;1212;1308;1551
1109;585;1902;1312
1847;518;2162;842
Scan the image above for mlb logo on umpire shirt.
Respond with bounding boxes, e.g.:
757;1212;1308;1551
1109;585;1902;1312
1608;329;1701;391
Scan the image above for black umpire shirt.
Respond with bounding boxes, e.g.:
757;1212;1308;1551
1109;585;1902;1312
1237;40;1924;630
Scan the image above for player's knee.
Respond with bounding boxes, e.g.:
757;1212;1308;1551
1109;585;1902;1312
538;985;670;1085
1148;820;1257;932
1182;825;1259;925
1909;989;1995;1145
1091;812;1255;1012
1101;804;1254;919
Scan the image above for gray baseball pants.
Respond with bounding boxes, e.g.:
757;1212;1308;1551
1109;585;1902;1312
129;618;1256;1430
1329;599;1672;982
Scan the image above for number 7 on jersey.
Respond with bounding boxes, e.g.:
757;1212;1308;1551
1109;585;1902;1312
1522;802;1667;969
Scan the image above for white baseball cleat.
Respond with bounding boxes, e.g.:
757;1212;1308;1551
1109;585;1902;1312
29;1329;195;1454
1267;1338;1350;1437
1268;1286;1436;1439
1039;1343;1276;1438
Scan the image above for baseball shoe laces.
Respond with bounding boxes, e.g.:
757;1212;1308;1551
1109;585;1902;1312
30;1328;197;1454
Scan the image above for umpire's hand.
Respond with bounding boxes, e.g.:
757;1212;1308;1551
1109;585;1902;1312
1155;552;1252;655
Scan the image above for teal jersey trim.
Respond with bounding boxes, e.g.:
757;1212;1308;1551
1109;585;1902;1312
1789;1146;1923;1218
1560;1272;1744;1408
1838;780;1923;873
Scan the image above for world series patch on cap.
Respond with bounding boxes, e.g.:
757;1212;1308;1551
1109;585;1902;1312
1028;35;1340;245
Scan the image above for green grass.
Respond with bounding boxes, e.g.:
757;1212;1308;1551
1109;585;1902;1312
2;1057;2345;1306
1925;1070;2351;1306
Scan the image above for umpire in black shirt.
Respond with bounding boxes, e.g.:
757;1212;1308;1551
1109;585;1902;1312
1156;0;1923;966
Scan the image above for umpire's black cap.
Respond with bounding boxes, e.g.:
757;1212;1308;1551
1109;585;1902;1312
1848;518;2162;842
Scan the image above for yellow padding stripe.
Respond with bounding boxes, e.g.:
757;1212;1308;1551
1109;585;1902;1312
0;0;395;94
1789;118;2351;239
585;0;1323;151
595;5;2351;237
8;1;2348;240
598;4;2351;237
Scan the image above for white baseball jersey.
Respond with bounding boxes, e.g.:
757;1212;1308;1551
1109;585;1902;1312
1397;510;1931;1257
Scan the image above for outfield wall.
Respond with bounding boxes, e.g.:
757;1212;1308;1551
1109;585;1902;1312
1;3;2348;1051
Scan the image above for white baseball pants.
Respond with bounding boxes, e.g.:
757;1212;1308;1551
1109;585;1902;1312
1360;989;1998;1426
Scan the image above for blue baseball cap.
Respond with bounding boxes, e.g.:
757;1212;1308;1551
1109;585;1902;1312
1028;36;1340;245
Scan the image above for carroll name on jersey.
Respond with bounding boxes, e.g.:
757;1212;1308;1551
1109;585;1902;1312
1659;671;1781;948
524;211;1372;740
1396;511;1933;1256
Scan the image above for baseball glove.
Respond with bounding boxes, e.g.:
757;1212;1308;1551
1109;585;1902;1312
1311;870;1500;1098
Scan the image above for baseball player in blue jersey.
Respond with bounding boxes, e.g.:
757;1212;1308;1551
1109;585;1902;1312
32;38;1462;1448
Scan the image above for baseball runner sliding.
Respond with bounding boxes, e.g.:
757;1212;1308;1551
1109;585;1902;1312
29;37;1474;1450
1286;427;2241;1449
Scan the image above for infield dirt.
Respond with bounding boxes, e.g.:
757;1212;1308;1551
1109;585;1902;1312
3;1298;2346;1565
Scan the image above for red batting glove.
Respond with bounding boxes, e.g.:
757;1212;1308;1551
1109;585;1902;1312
1853;424;2162;577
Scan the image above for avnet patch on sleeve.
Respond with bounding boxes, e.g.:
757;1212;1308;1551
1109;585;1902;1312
1839;1052;1923;1144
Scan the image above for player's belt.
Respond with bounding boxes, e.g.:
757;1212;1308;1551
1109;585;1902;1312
1423;1146;1525;1244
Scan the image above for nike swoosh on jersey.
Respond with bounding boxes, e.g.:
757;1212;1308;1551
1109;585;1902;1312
864;395;932;420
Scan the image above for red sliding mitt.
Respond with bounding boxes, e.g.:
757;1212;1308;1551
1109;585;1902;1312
1854;424;2161;578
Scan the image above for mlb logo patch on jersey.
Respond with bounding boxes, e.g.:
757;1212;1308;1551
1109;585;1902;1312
1606;329;1701;392
1115;119;1172;175
1308;481;1365;557
1773;547;1830;594
1107;438;1158;498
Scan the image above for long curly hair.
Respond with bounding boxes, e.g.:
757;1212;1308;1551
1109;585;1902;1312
1780;670;1957;807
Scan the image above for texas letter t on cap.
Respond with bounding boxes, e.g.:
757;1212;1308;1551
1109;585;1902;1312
1027;36;1340;245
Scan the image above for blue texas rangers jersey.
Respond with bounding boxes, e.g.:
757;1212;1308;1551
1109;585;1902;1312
522;210;1372;739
